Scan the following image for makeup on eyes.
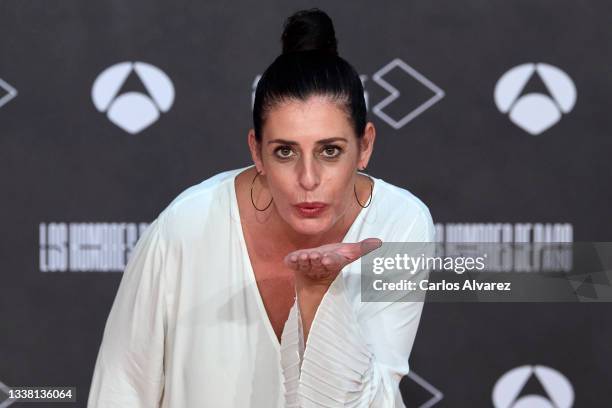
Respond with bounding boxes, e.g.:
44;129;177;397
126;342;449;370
272;143;345;160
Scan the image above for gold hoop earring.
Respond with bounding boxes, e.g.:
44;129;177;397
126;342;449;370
250;170;273;211
354;175;374;208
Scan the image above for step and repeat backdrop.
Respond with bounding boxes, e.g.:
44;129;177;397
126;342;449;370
1;1;611;407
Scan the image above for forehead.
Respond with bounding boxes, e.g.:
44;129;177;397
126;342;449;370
263;95;353;142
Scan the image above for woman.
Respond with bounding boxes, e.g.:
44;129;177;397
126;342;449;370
87;8;434;408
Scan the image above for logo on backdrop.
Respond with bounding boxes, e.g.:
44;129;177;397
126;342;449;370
38;222;572;272
402;370;444;407
492;365;574;408
252;58;444;130
370;58;445;129
494;63;576;135
91;62;175;134
0;77;17;109
0;379;15;407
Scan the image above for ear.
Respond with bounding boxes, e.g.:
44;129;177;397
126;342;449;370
357;122;376;170
247;129;265;174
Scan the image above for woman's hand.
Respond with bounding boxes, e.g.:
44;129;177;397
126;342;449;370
283;238;382;287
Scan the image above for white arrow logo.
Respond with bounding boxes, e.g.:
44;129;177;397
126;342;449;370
0;78;17;109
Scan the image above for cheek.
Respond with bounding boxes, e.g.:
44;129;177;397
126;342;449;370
327;176;355;214
266;174;294;206
330;173;355;197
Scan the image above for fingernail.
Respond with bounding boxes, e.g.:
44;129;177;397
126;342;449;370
362;238;382;254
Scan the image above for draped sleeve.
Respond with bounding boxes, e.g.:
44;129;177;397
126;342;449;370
280;209;435;407
87;214;169;408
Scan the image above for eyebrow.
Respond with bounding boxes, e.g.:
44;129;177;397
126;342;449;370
267;137;348;145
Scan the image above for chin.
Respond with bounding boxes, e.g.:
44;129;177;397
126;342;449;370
288;216;332;236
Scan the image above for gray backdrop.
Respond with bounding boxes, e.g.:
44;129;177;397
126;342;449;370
1;0;610;406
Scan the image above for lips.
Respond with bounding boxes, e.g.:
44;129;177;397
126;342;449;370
294;202;328;217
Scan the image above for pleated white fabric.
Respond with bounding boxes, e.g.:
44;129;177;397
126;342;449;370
280;270;425;407
281;280;376;407
87;165;435;408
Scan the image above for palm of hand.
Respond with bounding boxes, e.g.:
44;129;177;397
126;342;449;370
283;238;382;283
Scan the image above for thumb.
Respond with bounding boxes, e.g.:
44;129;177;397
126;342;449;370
359;238;383;257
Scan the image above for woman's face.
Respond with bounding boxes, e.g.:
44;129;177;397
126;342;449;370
249;95;375;237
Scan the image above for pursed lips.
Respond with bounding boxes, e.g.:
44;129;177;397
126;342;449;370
293;202;328;217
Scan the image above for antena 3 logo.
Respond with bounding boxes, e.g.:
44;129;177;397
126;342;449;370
494;63;576;135
251;58;444;130
493;365;574;408
91;62;175;134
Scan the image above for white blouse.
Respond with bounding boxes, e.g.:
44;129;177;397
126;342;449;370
87;165;435;408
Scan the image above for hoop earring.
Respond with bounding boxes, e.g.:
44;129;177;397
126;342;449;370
354;175;374;208
250;170;273;211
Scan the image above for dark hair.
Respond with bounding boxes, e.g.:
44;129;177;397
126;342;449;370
252;8;367;142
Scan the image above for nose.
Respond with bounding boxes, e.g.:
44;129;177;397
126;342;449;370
297;157;320;191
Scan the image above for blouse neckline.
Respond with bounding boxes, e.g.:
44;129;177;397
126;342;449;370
227;164;378;351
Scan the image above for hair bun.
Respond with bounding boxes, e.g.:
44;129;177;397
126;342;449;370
281;8;338;56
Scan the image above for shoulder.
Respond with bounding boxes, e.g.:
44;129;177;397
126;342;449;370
155;167;244;242
369;176;436;242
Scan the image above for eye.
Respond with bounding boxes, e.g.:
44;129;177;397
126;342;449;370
321;145;343;158
274;145;295;159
